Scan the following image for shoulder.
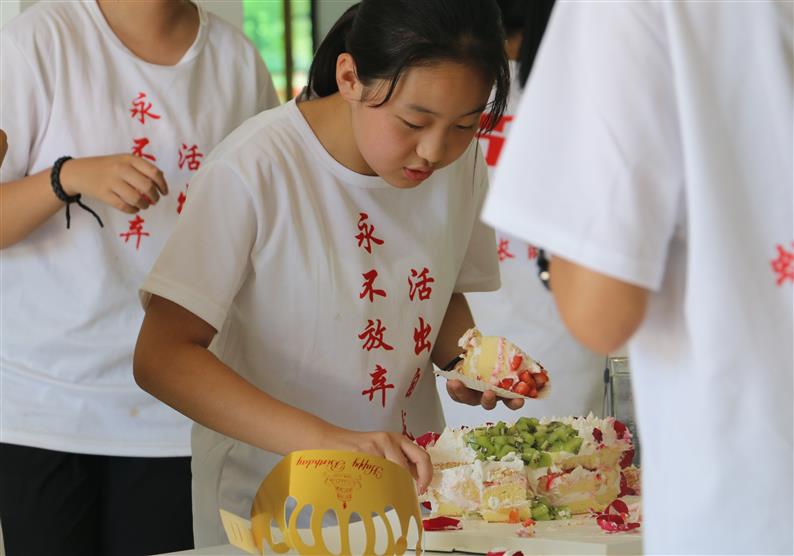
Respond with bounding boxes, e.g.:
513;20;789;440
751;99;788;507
200;103;303;185
1;1;85;57
203;10;260;59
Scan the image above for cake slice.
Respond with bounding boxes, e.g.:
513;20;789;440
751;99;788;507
455;328;549;398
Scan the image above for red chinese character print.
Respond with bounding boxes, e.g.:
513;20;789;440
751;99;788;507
497;238;515;262
361;364;394;408
401;410;415;440
771;242;794;286
355;212;384;254
477;114;514;167
358;319;394;352
132;137;156;162
408;267;435;301
178;144;204;171
177;184;189;214
528;245;538;260
405;368;422;398
119;215;150;250
360;269;387;302
129;92;161;124
413;317;432;355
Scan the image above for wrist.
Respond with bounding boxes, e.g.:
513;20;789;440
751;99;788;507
56;157;79;197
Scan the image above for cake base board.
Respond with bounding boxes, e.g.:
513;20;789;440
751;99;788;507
425;511;642;555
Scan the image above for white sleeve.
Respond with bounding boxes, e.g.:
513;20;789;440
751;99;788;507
0;34;52;181
454;144;501;293
255;53;280;112
141;161;258;331
482;2;684;291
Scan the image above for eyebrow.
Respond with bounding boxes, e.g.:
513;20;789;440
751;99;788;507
406;103;486;118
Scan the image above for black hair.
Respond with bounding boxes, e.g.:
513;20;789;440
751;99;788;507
515;0;556;88
495;0;528;36
306;0;510;132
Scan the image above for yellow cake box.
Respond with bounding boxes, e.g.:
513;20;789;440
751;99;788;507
219;449;423;555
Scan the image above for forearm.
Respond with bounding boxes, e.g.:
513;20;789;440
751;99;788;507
0;169;64;248
134;316;341;456
431;292;474;368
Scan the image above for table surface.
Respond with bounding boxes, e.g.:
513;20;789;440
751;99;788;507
161;544;450;555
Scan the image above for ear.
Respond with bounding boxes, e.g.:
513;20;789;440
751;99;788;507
336;53;363;102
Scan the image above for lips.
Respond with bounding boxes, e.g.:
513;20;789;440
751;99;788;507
403;167;433;181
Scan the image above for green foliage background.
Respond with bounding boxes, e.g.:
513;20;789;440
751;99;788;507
243;0;314;101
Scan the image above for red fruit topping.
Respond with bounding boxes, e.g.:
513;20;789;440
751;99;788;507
593;498;640;533
609;499;630;515
510;355;523;370
499;378;515;390
619;472;637;497
508;508;520;523
528;387;538;398
522;518;535;527
613;420;628;438
592;428;603;443
620;448;635;469
596;515;640;533
518;370;531;383
532;371;549;388
513;382;531;396
415;431;441;448
421;501;433;510
422;516;461;531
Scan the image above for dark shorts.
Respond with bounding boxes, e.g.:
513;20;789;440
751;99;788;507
0;443;193;556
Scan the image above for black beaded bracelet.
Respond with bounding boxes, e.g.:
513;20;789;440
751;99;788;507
537;248;551;290
50;156;104;229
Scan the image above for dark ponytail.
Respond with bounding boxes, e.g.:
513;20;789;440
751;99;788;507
307;0;510;133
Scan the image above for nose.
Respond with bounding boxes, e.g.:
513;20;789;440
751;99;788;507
416;130;447;166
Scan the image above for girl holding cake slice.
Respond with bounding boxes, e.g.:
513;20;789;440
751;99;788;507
134;0;525;547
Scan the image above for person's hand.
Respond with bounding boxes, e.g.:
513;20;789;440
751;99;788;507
59;154;168;213
327;429;432;494
0;129;7;168
446;378;525;410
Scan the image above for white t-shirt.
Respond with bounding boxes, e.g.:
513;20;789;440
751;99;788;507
0;1;278;457
446;61;603;429
483;3;793;554
141;99;499;546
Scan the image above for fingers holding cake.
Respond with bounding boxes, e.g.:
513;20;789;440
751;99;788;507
446;379;525;410
437;328;551;404
330;429;432;494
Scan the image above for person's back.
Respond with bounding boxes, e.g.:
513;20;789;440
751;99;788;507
483;2;793;553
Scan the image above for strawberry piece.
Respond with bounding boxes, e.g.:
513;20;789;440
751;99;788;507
613;419;628;438
499;378;515;390
510;355;523;370
619;472;636;497
532;371;549;388
513;382;531;396
592;427;603;443
528;387;538;398
415;431;441;448
620;448;635;468
422;516;462;531
518;370;532;383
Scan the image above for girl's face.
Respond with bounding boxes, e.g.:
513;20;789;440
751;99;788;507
342;59;492;189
